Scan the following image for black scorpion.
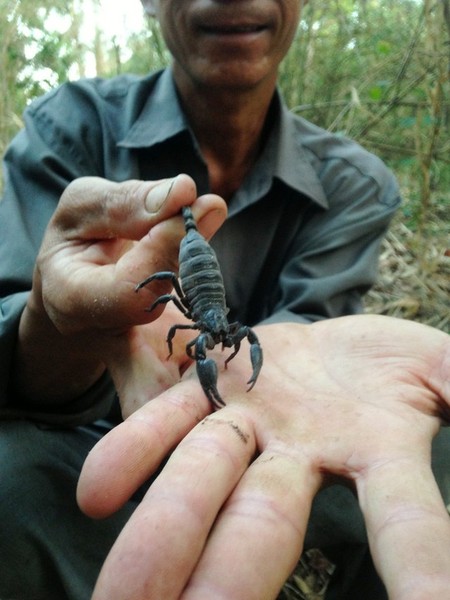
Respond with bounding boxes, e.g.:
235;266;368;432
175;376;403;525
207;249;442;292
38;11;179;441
135;206;263;408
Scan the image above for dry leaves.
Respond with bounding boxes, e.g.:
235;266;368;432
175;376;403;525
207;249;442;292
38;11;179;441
365;219;449;333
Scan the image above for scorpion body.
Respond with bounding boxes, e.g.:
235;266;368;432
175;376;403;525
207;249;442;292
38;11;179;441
179;208;229;331
135;206;263;408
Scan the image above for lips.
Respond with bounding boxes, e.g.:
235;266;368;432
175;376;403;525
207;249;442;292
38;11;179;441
201;24;268;34
201;25;267;36
194;6;273;37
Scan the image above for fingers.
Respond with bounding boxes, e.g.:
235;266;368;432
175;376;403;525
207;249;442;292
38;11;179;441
50;174;226;242
82;384;321;600
182;446;321;600
49;175;193;240
358;456;450;599
77;379;210;518
90;409;257;600
37;175;226;333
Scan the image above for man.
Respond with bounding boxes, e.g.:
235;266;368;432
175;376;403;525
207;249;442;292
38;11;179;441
0;1;449;598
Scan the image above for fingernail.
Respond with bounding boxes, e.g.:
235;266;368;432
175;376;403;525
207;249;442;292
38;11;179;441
145;177;176;214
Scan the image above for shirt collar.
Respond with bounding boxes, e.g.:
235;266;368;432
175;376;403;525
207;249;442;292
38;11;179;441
229;95;328;213
118;68;188;148
118;68;328;210
271;95;329;209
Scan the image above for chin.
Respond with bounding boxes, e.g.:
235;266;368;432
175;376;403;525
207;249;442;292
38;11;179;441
192;61;276;91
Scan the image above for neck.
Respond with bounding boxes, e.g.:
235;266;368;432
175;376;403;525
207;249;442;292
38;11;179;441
173;68;277;200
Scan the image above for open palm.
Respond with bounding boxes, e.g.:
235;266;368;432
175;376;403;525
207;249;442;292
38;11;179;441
78;315;450;600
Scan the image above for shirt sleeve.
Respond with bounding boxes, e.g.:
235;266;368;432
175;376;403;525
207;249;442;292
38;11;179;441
0;85;116;425
262;158;401;325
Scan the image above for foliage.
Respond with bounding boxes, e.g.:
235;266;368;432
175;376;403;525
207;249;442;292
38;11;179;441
117;20;171;76
0;0;85;156
281;0;449;222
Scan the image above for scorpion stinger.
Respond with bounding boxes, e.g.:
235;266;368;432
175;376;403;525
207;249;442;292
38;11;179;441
135;205;263;409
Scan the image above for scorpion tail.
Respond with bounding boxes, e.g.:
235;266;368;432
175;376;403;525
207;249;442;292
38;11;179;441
181;206;197;232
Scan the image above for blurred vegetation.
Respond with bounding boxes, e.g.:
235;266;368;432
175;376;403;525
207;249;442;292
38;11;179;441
1;0;449;331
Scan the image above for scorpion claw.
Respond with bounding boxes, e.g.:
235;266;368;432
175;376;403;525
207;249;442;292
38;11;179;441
196;358;226;409
247;342;263;392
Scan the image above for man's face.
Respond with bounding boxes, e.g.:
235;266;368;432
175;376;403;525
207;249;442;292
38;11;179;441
143;0;305;91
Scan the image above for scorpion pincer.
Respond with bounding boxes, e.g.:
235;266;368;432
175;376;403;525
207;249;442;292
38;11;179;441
135;206;263;409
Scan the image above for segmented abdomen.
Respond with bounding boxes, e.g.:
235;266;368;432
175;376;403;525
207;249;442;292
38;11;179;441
179;223;227;320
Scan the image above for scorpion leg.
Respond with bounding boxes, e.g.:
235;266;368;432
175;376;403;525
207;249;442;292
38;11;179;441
135;271;191;315
224;340;241;369
145;293;188;315
166;323;199;357
135;271;182;294
193;333;225;409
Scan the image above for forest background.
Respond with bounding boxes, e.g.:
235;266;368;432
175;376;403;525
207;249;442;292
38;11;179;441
1;0;449;339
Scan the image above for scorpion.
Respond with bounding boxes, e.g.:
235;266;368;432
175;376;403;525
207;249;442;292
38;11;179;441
135;206;263;409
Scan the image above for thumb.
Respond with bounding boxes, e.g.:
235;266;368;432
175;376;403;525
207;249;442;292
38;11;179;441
49;174;199;242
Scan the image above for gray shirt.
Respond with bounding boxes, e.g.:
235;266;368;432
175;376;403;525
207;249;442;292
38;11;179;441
0;68;400;423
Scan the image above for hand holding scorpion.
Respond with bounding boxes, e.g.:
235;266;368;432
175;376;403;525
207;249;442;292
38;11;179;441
14;174;226;408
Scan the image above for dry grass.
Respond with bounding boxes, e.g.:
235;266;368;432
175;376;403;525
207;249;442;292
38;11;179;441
277;550;336;600
364;174;449;334
364;216;450;333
